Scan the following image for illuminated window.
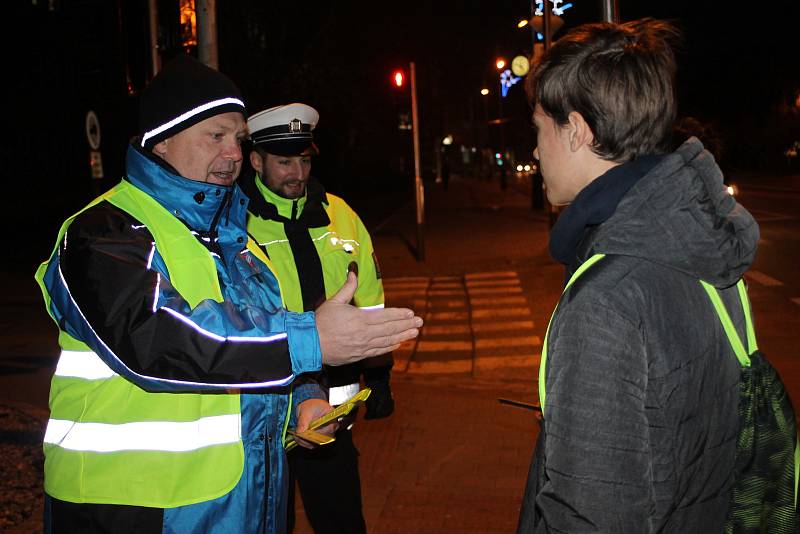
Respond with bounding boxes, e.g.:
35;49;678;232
180;0;197;50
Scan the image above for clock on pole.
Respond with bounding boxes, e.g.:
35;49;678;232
511;55;530;77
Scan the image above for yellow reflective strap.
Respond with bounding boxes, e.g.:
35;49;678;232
538;254;605;416
699;280;750;367
795;441;799;508
736;280;758;353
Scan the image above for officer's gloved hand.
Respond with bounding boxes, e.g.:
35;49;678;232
363;368;394;420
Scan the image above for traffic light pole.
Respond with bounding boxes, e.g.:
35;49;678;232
602;0;620;23
410;61;425;261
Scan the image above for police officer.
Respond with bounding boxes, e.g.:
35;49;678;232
241;103;395;533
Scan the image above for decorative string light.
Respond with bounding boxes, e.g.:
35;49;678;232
534;1;573;19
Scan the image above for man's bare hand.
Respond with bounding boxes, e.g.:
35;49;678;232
316;272;422;366
294;398;337;449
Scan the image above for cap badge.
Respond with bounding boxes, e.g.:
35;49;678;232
289;118;303;132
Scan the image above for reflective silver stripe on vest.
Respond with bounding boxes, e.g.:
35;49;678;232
55;350;118;380
359;303;384;311
328;382;360;406
43;414;241;452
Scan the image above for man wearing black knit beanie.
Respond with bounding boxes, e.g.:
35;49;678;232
35;54;422;533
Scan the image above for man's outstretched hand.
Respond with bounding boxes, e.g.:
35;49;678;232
316;272;422;365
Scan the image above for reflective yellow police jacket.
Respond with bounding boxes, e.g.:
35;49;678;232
244;176;386;398
246;177;384;312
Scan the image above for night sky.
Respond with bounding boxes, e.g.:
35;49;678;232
4;0;799;269
216;0;800;177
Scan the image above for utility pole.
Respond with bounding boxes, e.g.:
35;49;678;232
602;0;620;23
196;0;219;69
148;0;160;77
543;0;553;50
410;61;425;261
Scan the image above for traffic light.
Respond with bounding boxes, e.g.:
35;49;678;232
392;70;405;88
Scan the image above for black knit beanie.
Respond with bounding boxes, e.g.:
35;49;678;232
139;54;246;150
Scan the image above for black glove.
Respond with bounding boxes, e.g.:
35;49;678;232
364;378;394;420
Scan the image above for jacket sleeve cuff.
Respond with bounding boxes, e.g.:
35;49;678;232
285;311;323;376
293;380;327;406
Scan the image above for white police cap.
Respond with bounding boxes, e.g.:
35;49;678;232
247;103;319;156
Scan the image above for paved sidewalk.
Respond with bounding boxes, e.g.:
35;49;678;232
290;174;561;533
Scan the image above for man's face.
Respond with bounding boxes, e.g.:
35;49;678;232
532;104;580;206
250;151;312;199
153;112;247;186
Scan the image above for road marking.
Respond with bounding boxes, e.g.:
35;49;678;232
466;280;521;288
416;340;473;352
422;324;472;335
435;299;467;308
431;280;464;293
470;296;527;306
465;271;518;280
472;307;531;319
428;289;465;297
383;289;427;299
428;311;469;320
468;286;523;295
407;359;472;374
472;320;535;333
383;280;429;289
475;353;540;370
745;270;783;286
475;336;541;349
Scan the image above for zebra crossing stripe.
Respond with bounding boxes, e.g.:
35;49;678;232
468;287;523;295
475;354;540;370
422;324;472;335
435;300;468;308
415;340;473;352
428;311;469;320
465;271;518;280
472;320;534;333
408;359;472;374
470;296;527;306
428;290;465;297
466;279;521;288
472;307;531;319
475;336;541;349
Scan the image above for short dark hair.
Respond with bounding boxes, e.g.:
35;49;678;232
528;18;681;162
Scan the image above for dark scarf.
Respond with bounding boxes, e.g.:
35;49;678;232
549;155;663;276
240;172;331;311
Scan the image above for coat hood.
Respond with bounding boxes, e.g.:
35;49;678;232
580;138;759;287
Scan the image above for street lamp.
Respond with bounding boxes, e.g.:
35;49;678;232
480;88;490;96
495;58;506;70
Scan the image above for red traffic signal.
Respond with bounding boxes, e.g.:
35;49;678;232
392;70;405;88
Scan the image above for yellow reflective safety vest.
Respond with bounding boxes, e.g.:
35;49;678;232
246;177;384;314
245;176;386;404
35;180;274;507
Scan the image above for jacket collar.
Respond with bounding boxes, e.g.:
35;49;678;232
550;154;663;274
125;143;249;233
256;178;308;220
240;172;330;227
